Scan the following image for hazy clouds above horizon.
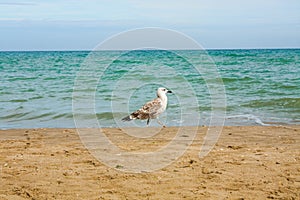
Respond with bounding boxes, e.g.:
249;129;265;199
0;0;299;50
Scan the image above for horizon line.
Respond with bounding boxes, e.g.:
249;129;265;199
0;47;300;52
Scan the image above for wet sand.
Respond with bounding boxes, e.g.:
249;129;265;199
0;126;299;199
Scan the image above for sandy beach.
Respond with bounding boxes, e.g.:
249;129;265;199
0;126;299;199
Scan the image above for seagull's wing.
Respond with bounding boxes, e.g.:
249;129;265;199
129;98;162;120
141;98;162;115
122;98;163;121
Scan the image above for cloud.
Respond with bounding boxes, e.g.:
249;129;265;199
0;18;25;21
0;2;37;6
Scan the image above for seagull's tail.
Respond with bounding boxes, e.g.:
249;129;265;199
122;115;133;122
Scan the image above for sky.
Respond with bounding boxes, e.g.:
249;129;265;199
0;0;299;50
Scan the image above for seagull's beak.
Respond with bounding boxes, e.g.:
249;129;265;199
167;90;172;93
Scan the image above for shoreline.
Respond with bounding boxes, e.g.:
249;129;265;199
1;123;300;130
1;126;299;199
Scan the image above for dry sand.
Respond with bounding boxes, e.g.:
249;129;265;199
0;126;299;200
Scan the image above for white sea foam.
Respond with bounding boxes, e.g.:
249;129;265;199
226;114;271;126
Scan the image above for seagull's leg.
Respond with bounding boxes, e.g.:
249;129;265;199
146;118;150;126
157;119;166;128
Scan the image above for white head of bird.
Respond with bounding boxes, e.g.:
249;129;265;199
157;87;172;100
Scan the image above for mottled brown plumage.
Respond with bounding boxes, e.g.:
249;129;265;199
122;87;172;126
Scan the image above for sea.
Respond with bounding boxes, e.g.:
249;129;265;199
1;49;299;129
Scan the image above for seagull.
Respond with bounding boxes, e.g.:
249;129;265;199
122;87;172;127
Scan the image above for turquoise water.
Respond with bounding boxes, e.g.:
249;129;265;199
1;49;299;129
